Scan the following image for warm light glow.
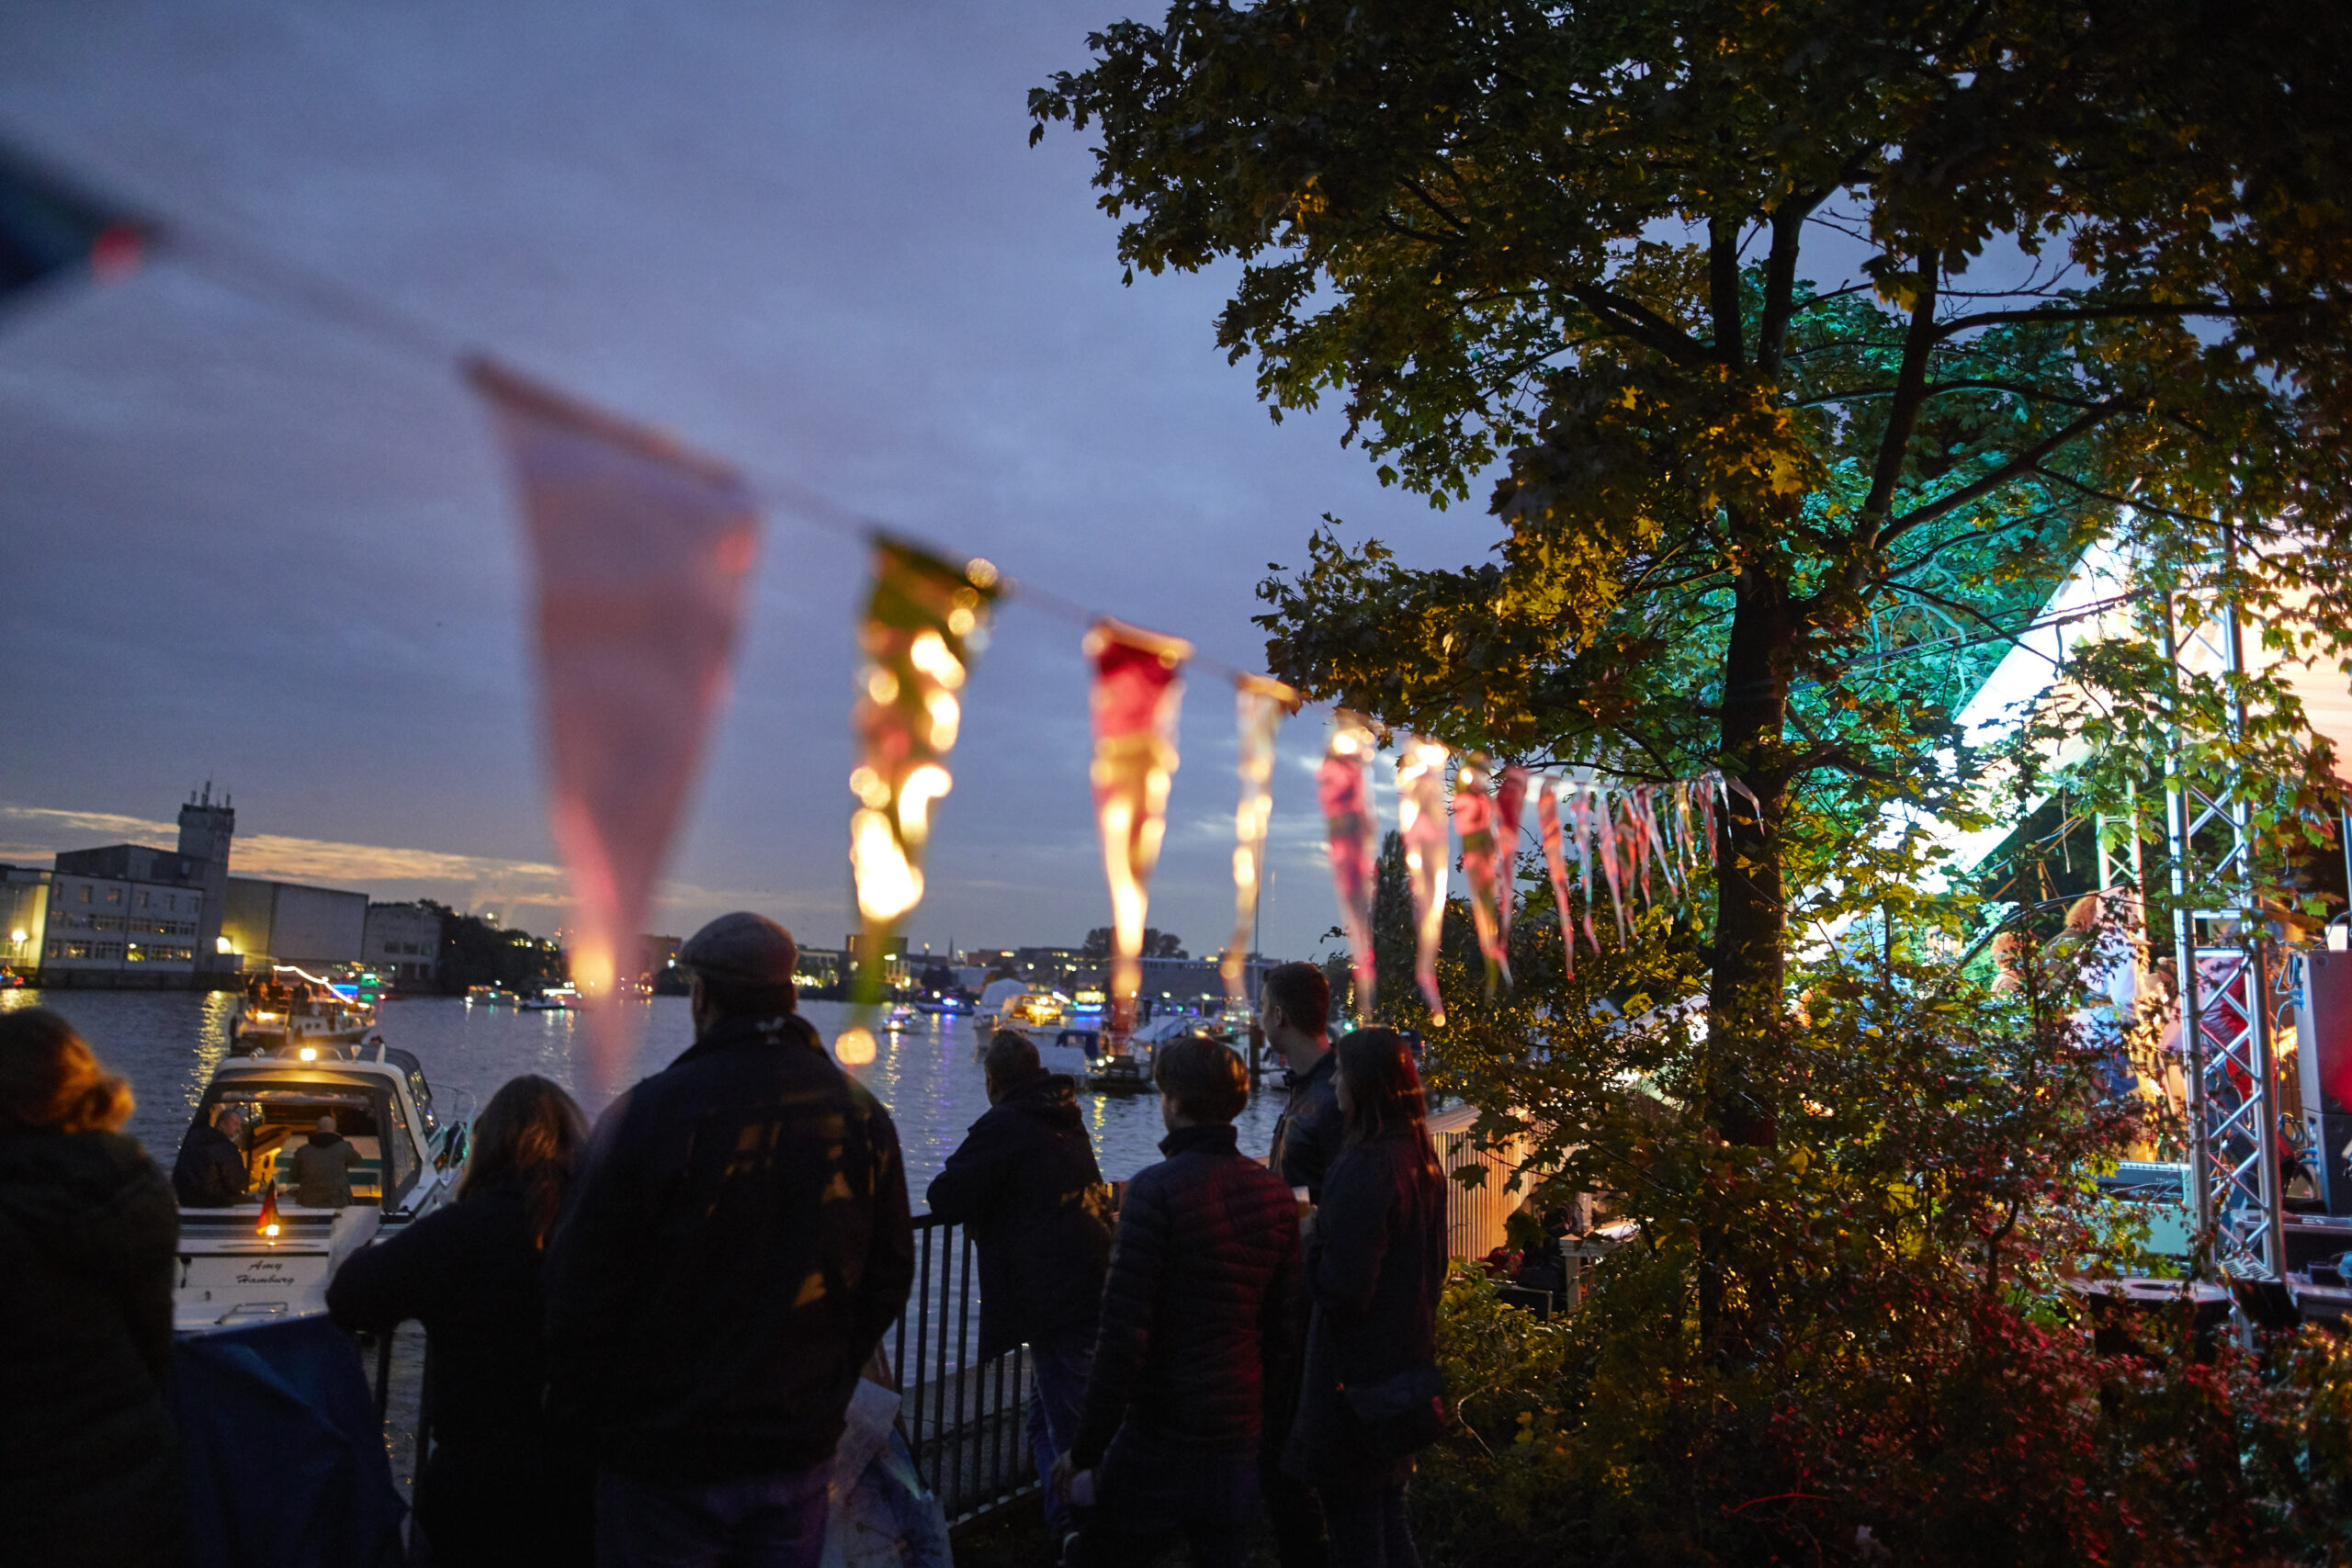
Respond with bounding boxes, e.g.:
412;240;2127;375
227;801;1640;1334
851;810;922;920
898;763;954;841
946;605;977;637
298;1046;317;1061
216;936;233;953
264;1223;280;1237
909;630;966;690
866;668;900;705
8;929;25;944
925;690;960;749
835;1025;877;1066
849;766;889;808
966;558;999;588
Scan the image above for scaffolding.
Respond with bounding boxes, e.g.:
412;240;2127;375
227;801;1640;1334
2160;531;2291;1281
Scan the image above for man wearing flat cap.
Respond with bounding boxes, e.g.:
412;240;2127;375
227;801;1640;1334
547;912;914;1567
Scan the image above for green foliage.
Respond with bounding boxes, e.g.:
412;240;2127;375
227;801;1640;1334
1411;922;2352;1565
415;899;566;996
1035;0;2352;1102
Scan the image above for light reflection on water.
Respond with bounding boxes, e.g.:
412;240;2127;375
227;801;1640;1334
0;990;1284;1203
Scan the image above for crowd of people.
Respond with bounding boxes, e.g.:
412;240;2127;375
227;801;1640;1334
0;916;1453;1568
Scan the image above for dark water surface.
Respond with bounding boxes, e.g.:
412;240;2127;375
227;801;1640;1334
0;990;1284;1203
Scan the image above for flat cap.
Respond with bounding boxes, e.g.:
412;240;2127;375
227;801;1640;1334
677;911;798;987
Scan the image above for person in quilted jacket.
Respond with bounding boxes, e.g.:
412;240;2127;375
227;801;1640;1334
1056;1037;1301;1568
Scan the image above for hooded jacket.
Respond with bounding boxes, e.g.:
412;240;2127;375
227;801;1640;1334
924;1072;1114;1358
0;1128;184;1567
544;1011;915;1480
1070;1122;1300;1471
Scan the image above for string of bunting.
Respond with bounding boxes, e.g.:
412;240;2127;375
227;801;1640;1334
0;153;1752;1074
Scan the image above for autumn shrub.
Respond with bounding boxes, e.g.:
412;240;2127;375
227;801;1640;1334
1405;915;2352;1567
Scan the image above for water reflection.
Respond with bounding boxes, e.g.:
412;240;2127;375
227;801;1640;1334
0;989;1284;1201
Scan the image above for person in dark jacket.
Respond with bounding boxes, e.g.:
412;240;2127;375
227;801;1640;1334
1259;962;1345;1568
1264;964;1345;1204
328;1073;594;1567
173;1103;250;1207
288;1113;361;1208
0;1008;183;1568
546;912;915;1568
926;1029;1113;1555
1056;1037;1300;1568
1284;1029;1449;1568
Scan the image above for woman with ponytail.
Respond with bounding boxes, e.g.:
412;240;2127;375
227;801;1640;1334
1283;1028;1451;1568
330;1073;592;1566
0;1009;183;1568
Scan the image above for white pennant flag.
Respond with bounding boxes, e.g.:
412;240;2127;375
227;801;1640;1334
469;358;762;1089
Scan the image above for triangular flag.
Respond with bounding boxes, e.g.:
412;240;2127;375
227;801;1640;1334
1534;779;1575;978
1593;784;1628;941
846;537;1001;1052
469;357;761;1089
0;142;147;311
1317;713;1380;1018
1452;755;1511;995
1567;777;1600;953
1087;619;1191;1043
1495;765;1531;952
1224;675;1298;1003
1396;737;1452;1026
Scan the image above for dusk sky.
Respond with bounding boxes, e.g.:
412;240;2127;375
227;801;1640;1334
0;0;1474;963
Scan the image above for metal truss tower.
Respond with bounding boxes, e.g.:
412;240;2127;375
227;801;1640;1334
2160;533;2290;1281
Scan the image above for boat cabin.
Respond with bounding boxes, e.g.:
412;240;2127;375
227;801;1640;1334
183;1049;451;1216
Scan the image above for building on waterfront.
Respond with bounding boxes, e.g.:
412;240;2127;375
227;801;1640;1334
222;877;368;971
2;864;51;976
364;902;443;987
36;793;238;988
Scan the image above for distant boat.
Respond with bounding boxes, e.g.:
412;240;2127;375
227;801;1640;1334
465;985;521;1008
232;968;376;1056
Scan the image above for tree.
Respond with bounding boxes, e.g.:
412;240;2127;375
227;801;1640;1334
1080;925;1188;959
1034;0;2352;1163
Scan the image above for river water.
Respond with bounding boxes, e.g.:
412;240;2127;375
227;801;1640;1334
0;989;1286;1203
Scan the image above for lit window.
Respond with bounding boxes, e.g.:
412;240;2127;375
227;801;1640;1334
78;887;90;904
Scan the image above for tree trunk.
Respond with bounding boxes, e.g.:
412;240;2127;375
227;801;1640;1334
1707;566;1797;1148
1701;565;1798;1358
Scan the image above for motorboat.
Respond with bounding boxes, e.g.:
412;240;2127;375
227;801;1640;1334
465;984;521;1007
173;1039;469;1333
230;966;377;1056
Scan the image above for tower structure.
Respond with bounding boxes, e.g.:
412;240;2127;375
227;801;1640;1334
178;783;235;975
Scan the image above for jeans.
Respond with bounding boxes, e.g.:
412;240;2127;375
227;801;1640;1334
1320;1482;1420;1568
1026;1325;1096;1542
595;1461;831;1568
1069;1427;1258;1568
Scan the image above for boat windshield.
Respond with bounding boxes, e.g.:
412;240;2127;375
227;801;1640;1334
192;1072;417;1207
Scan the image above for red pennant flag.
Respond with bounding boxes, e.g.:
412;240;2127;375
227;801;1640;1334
1318;713;1380;1017
1087;620;1191;1043
1495;765;1530;951
1396;737;1452;1026
469;358;760;1089
1534;779;1574;978
1566;778;1600;953
1453;756;1510;994
1593;784;1628;942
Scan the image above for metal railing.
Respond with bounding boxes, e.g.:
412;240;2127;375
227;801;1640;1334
889;1213;1037;1524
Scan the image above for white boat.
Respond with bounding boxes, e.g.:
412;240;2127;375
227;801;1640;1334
230;966;377;1056
173;1040;469;1333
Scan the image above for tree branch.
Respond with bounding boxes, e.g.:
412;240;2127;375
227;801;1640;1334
1859;258;1941;532
1933;299;2305;339
1709;217;1745;369
1564;283;1710;367
1879;398;2133;543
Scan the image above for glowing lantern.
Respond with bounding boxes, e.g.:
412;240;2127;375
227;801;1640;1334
256;1181;280;1239
849;537;1000;1012
1222;675;1298;1002
1084;619;1192;1042
1395;737;1452;1026
1317;712;1380;1016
